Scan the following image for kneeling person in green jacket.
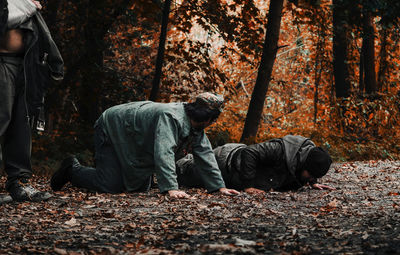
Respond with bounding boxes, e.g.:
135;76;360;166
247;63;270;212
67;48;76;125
51;93;239;198
177;135;335;194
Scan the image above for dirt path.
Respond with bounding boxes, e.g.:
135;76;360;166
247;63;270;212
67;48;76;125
0;160;399;254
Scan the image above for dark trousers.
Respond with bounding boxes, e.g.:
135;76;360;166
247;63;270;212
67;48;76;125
0;54;32;188
71;117;152;193
70;118;125;193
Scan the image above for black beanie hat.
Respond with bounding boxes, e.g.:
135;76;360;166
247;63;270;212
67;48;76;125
303;147;332;178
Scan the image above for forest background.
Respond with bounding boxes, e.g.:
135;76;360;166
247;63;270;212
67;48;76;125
17;0;400;175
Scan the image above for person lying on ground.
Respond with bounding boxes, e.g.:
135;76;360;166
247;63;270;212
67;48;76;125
176;135;335;194
50;92;240;198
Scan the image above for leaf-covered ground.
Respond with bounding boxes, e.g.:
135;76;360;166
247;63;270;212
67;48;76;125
0;160;399;254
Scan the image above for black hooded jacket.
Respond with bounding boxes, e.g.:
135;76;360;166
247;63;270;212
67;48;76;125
223;135;316;191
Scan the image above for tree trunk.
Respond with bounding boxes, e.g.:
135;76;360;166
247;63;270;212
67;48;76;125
77;0;133;125
41;0;63;35
332;0;351;98
359;47;364;94
362;11;377;94
149;0;172;102
314;25;323;124
240;0;284;143
377;24;389;92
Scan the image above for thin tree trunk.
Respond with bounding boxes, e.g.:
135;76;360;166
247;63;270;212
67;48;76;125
378;26;389;92
240;0;284;142
332;0;351;98
359;47;364;94
362;11;377;94
149;0;172;102
314;25;323;124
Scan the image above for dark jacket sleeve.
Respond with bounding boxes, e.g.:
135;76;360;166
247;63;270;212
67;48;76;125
239;141;284;188
34;12;64;81
0;0;8;37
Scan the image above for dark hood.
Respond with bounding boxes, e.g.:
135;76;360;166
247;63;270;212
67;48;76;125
281;135;315;176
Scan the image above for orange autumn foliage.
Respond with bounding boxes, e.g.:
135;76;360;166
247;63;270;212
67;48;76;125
30;0;400;167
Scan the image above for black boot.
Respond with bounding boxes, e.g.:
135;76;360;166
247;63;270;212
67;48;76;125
7;179;52;202
51;156;79;191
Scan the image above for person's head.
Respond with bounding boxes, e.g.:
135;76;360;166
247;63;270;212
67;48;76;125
300;147;332;184
184;92;224;130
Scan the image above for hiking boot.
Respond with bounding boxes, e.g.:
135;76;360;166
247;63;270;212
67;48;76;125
51;156;78;191
7;180;52;202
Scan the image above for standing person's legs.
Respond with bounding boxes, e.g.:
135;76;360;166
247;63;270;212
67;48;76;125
3;65;33;185
0;56;32;184
0;54;50;202
0;57;16;159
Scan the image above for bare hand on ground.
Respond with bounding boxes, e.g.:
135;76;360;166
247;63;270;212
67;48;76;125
219;187;240;196
168;190;192;199
312;183;336;190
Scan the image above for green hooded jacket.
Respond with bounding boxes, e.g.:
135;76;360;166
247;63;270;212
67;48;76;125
101;101;225;193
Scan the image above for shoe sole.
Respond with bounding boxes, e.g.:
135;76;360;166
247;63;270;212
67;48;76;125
51;156;75;191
